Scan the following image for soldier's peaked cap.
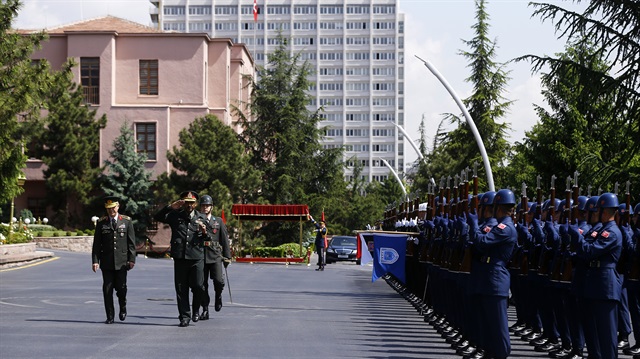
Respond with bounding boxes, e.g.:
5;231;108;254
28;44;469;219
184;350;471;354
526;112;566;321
103;195;120;209
180;191;199;202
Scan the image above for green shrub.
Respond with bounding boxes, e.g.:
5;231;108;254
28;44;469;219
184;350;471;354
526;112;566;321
66;231;73;236
52;232;60;237
76;230;84;236
28;224;56;232
37;231;43;237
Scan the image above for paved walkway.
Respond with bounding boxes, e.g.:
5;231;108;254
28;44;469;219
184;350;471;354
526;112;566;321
0;250;635;358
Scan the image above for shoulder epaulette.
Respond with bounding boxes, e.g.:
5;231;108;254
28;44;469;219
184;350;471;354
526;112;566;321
120;215;131;220
100;215;108;221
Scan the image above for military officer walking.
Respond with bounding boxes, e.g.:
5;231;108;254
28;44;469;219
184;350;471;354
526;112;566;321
154;191;207;327
91;196;136;324
197;194;231;319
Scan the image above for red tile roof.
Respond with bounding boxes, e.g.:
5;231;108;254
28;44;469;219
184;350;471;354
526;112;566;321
20;16;161;34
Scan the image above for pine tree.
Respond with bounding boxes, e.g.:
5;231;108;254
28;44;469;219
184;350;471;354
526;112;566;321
38;63;107;228
233;35;345;245
425;0;512;189
158;114;262;210
101;122;153;245
518;0;640;199
0;0;54;204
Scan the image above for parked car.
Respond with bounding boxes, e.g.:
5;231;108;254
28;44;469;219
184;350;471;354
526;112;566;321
325;235;359;264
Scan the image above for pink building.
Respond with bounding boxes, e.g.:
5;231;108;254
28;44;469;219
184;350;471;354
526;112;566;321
16;16;254;239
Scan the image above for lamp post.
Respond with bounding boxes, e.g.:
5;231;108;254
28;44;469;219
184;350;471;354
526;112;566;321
8;172;26;240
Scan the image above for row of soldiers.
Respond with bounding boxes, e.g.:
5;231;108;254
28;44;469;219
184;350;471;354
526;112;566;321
381;169;639;359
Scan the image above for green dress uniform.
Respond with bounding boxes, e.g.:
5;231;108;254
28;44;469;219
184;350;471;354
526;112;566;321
154;204;206;325
91;214;136;322
200;214;231;317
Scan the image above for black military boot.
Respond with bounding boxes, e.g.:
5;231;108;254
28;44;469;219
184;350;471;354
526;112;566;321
215;292;223;312
119;307;127;321
192;307;200;322
200;306;209;320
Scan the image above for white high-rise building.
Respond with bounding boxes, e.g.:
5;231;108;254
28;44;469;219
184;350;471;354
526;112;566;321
150;0;405;182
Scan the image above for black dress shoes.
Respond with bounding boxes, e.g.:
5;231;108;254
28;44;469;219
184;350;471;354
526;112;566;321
179;319;190;327
200;307;209;320
536;341;561;352
624;345;640;355
215;293;223;312
192;312;200;322
119;308;126;321
105;318;114;324
618;338;630;350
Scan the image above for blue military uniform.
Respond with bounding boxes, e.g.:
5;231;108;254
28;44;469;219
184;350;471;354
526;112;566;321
570;193;623;359
467;189;517;359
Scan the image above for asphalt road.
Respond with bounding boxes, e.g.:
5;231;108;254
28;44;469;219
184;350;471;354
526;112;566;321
0;251;635;359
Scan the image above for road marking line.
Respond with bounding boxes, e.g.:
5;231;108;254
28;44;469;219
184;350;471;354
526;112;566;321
0;256;59;272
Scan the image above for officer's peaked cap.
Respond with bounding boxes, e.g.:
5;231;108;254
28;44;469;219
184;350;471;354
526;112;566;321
180;191;199;202
103;195;119;209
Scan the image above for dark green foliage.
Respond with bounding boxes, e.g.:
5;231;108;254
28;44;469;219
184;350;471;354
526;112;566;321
101;122;153;245
0;0;52;204
515;0;640;202
37;62;107;229
422;0;512;191
518;41;639;199
156;114;261;212
233;35;347;245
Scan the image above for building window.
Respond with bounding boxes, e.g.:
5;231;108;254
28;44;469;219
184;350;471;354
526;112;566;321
139;60;158;95
136;123;156;161
80;57;99;105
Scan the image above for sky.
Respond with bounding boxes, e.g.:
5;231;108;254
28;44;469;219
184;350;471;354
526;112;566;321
13;0;586;166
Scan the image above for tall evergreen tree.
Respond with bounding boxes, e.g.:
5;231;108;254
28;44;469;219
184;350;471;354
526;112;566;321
156;114;262;211
233;35;345;245
518;0;640;200
37;62;107;228
101;122;153;244
0;0;54;204
425;0;512;189
518;41;639;196
407;116;434;196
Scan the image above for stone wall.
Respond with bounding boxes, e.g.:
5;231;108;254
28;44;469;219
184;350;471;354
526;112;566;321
1;242;37;256
37;236;93;253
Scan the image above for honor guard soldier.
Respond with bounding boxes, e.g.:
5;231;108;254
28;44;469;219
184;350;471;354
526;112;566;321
154;191;207;327
91;196;136;324
466;188;517;359
197;194;231;320
569;192;623;359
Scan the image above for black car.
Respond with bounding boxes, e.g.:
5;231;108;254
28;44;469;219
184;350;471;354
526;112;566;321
325;235;359;264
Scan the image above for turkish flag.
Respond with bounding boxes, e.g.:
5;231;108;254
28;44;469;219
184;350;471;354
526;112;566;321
321;209;325;222
253;0;258;22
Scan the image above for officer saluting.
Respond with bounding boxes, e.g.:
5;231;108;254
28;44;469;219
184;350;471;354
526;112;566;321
154;191;207;327
197;195;231;320
91;196;136;324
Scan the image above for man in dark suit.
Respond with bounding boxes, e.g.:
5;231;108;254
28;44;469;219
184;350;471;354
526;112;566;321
154;191;207;327
197;194;231;319
92;196;136;324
